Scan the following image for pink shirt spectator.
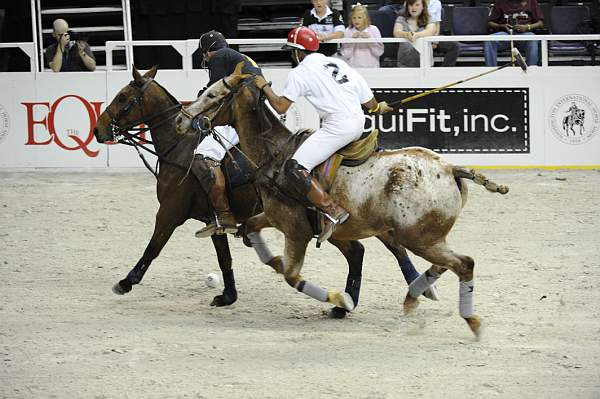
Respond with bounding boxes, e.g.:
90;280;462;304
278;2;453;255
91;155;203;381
339;25;384;68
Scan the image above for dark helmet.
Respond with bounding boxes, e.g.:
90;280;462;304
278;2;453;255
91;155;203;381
199;30;228;54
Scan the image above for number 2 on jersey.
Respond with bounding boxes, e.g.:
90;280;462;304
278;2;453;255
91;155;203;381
324;63;349;84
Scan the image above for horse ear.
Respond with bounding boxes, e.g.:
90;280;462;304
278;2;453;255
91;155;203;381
232;61;245;77
132;65;143;83
143;65;159;79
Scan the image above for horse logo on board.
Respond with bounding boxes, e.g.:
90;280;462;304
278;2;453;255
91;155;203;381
0;104;9;144
549;94;599;145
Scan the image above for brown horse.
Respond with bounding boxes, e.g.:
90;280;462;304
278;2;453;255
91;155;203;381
93;66;265;306
176;64;509;336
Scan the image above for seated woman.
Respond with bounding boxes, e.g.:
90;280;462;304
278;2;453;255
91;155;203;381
392;0;436;67
339;4;384;68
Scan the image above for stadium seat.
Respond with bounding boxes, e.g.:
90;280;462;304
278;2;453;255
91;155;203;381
368;9;398;67
549;5;595;64
452;6;490;55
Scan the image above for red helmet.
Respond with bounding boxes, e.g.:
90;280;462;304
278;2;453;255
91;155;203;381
282;27;319;52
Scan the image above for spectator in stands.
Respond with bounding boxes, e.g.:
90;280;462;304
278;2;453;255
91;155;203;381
484;0;544;67
339;3;384;67
382;0;457;66
44;19;95;72
393;0;436;67
301;0;345;56
428;0;459;66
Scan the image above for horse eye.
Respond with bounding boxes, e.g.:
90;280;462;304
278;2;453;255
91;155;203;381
207;93;215;99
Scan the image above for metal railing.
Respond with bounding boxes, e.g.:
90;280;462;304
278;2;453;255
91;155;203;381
0;42;37;73
104;34;600;72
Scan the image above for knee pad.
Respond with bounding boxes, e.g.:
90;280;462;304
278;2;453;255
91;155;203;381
283;159;312;199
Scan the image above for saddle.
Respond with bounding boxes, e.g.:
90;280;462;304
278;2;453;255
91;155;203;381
313;128;380;189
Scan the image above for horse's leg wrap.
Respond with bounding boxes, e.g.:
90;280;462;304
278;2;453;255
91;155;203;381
459;279;474;318
246;231;275;264
295;280;328;302
408;268;441;298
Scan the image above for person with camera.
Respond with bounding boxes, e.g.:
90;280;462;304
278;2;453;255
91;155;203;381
44;19;96;72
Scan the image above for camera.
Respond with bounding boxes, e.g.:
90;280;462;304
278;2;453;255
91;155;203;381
67;30;88;43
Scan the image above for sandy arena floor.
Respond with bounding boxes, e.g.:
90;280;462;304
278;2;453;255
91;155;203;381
1;168;599;398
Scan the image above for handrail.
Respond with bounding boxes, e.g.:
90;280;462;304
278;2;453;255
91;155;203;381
0;42;37;73
105;34;600;72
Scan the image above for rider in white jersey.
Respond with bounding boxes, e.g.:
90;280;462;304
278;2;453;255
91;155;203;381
256;26;393;243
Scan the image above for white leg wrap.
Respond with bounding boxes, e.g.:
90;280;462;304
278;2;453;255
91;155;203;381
459;280;474;318
296;280;328;302
247;232;274;264
408;269;441;298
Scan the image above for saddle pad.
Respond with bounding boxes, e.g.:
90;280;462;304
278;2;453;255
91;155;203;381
315;129;379;188
223;149;253;189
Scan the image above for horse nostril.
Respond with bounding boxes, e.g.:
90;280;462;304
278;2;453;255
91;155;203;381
93;127;99;137
176;116;182;125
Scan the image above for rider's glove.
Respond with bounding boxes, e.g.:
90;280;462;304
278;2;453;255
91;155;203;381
369;101;393;115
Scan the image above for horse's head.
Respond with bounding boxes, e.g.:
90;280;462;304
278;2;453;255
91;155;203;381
94;65;160;143
175;62;257;136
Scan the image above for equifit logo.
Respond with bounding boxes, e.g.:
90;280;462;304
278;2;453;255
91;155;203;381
366;107;518;136
549;94;599;145
370;88;530;153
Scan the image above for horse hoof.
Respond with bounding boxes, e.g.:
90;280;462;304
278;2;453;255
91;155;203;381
423;285;440;301
112;280;131;295
403;294;419;314
328;291;355;311
465;315;483;339
210;292;237;307
329;307;348;319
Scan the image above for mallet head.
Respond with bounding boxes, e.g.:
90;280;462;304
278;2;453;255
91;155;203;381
512;48;528;72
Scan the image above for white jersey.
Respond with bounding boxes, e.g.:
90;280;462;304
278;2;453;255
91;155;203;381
281;53;373;118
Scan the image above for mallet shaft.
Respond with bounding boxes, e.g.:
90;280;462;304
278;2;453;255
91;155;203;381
389;63;512;107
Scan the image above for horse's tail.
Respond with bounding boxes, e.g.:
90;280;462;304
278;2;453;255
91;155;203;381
452;166;509;195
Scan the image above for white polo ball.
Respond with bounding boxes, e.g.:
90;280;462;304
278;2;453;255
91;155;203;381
205;273;220;288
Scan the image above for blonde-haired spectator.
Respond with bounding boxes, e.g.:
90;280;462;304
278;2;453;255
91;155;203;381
392;0;436;67
340;4;384;67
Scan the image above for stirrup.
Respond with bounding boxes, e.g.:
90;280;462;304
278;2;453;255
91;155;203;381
195;223;238;238
317;211;350;244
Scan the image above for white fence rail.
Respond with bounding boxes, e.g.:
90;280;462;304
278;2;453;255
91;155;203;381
103;34;600;71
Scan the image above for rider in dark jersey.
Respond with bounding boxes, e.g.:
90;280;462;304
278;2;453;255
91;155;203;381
192;31;263;237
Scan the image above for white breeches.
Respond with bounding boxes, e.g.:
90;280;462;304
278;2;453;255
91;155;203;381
292;113;365;172
194;125;239;162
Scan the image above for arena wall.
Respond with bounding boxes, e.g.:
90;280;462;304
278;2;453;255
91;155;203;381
0;66;599;168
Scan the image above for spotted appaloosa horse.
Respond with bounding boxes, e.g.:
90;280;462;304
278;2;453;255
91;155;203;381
176;63;509;336
93;66;434;318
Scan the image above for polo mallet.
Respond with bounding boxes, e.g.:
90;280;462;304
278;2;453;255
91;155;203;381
506;16;515;65
388;48;527;107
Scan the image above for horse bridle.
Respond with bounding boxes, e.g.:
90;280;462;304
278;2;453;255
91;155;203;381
178;77;245;139
105;77;185;177
106;78;181;143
